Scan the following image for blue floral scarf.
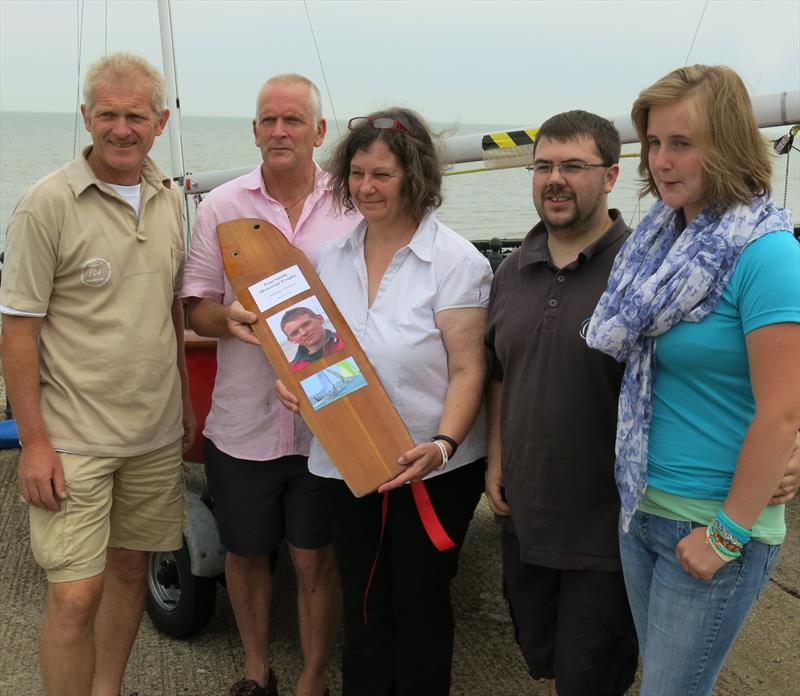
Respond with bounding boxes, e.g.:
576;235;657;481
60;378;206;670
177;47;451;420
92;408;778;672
586;194;792;530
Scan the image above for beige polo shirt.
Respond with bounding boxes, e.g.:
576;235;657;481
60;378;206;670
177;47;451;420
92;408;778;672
1;147;185;456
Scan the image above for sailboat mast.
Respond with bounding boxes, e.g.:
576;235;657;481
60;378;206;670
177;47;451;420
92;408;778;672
156;0;190;244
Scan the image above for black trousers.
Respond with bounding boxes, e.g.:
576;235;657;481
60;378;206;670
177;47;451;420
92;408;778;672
325;460;485;696
502;527;638;696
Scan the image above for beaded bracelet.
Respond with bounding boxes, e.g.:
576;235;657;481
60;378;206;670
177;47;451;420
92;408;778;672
716;509;752;544
706;509;751;562
705;527;738;562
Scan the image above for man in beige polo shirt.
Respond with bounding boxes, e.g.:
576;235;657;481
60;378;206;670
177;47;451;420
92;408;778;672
0;53;194;696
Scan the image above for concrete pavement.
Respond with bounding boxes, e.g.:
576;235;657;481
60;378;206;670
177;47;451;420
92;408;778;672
0;444;797;695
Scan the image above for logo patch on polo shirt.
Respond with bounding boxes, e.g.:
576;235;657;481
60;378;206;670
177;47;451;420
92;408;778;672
80;258;112;287
579;317;591;341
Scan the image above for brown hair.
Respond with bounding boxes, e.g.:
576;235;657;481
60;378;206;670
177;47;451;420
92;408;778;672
280;307;319;330
631;64;771;206
325;107;442;223
534;110;621;165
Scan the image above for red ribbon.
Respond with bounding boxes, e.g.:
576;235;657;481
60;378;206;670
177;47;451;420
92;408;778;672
362;481;455;624
362;492;389;624
410;480;455;552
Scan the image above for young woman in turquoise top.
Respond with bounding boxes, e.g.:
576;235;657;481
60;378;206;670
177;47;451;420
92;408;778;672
587;64;800;696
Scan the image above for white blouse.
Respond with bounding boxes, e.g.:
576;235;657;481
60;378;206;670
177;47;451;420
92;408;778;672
308;214;493;480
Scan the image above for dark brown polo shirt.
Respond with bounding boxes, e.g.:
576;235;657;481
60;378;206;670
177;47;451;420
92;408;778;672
485;210;630;572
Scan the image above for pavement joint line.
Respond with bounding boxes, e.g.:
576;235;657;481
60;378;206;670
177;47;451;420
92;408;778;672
769;577;800;600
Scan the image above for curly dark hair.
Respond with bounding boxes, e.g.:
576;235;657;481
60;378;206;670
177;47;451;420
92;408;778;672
324;107;442;223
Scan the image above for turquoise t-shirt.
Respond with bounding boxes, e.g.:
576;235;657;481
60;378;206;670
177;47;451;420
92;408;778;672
647;230;800;499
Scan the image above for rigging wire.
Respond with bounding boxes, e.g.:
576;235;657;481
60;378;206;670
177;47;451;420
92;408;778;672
783;150;791;207
164;0;187;180
303;1;341;138
774;125;798;207
684;0;709;65
72;0;85;159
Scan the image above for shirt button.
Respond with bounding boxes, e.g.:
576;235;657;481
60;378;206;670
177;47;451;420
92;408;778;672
547;298;558;308
556;274;566;282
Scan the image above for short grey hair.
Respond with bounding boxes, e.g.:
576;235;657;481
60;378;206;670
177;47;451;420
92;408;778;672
83;52;166;114
256;73;323;124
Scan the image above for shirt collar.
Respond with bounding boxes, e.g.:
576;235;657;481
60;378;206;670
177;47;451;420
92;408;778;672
335;213;437;262
406;214;437;262
578;209;627;260
248;161;331;201
295;329;338;358
518;209;627;270
65;145;171;197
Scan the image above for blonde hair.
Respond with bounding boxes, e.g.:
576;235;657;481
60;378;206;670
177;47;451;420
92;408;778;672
631;64;771;207
83;53;166;113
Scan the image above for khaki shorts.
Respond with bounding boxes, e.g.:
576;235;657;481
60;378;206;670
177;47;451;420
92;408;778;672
30;439;185;583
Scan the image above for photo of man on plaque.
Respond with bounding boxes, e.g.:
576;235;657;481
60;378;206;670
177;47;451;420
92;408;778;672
268;297;345;372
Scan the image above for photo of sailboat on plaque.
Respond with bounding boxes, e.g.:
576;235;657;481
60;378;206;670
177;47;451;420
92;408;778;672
299;357;368;411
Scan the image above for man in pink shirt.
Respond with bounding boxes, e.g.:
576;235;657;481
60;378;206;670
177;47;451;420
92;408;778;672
180;73;358;696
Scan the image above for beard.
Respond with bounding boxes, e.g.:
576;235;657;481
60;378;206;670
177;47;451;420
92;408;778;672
535;184;604;234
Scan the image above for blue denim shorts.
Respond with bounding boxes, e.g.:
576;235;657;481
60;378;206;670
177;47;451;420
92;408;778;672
619;510;781;696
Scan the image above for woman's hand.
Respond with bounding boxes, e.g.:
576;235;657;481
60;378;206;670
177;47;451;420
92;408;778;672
275;379;300;412
377;441;448;493
675;526;728;581
226;300;260;346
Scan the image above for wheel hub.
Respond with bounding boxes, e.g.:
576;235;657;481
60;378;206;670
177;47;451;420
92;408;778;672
156;558;180;588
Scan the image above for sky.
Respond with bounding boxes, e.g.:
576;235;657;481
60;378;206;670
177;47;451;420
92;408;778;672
1;0;799;128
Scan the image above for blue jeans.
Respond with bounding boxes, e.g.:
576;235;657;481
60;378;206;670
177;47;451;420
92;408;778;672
619;510;781;696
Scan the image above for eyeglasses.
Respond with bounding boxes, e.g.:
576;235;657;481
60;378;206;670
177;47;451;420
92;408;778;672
526;161;610;177
347;116;409;133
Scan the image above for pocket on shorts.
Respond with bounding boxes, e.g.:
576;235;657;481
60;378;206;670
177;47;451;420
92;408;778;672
29;501;72;572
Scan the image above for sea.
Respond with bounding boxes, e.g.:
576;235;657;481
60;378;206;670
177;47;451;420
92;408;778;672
1;111;799;251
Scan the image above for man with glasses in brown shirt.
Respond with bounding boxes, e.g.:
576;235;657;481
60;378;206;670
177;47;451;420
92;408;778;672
485;111;638;696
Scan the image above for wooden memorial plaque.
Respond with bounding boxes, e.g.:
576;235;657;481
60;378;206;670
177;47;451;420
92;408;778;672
217;218;411;497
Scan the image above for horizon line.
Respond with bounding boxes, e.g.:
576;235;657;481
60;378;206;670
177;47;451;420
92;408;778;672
0;109;518;128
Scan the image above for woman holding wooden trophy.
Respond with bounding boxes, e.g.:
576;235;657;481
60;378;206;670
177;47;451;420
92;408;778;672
276;107;492;695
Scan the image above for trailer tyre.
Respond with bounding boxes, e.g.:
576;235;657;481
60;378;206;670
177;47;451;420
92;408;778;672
145;537;217;638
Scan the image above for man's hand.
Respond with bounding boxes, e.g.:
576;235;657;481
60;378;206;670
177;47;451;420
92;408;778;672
227;301;260;346
275;379;300;412
1;314;64;510
675;526;728;581
769;431;800;505
18;442;67;511
485;456;510;516
181;394;198;454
